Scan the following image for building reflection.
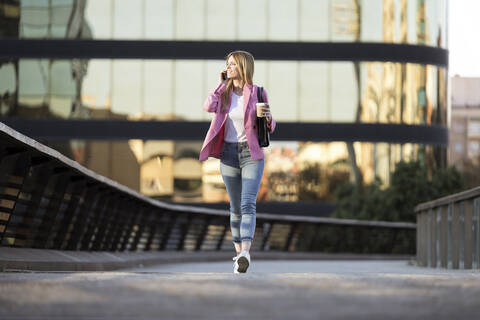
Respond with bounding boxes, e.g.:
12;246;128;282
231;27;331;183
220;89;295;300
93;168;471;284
43;138;431;203
0;0;448;204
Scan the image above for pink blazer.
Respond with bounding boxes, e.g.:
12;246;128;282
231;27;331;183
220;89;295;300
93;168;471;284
199;82;276;161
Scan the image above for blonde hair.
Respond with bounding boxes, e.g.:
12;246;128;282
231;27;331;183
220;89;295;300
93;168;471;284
221;51;254;113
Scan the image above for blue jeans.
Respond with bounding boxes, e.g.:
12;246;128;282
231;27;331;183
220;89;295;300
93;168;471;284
220;141;265;243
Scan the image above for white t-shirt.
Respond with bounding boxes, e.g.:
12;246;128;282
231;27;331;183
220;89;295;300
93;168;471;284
224;92;247;143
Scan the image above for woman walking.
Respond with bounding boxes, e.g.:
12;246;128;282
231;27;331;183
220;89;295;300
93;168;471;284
199;51;276;273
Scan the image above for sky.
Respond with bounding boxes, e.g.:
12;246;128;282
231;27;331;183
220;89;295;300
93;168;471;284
448;0;480;77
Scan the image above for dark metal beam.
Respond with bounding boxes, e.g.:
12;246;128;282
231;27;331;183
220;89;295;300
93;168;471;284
0;39;448;67
3;119;448;146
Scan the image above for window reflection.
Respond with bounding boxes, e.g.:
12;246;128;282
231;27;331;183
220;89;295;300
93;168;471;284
43;139;442;203
3;59;447;126
2;0;447;48
0;0;449;207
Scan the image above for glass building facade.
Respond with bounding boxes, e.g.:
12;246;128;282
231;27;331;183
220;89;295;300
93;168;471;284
0;0;448;205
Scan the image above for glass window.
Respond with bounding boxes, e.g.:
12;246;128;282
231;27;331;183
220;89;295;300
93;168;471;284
298;62;329;121
144;61;174;118
0;63;15;93
468;120;480;138
0;63;16;116
85;0;112;39
469;141;480;156
330;62;357;122
18;60;48;104
455;142;463;152
237;0;267;40
268;62;298;121
269;0;298;41
452;120;465;134
253;60;268;90
361;0;383;42
50;4;72;36
19;0;76;38
20;1;49;38
50;61;75;97
113;0;143;39
175;0;205;40
111;60;142;117
299;0;329;41
82;60;111;109
206;0;235;40
44;139;434;203
9;59;447;126
174;61;205;120
145;0;174;39
6;0;448;48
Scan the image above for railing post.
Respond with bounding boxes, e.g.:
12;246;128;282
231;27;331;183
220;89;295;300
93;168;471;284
261;222;273;251
452;202;460;269
284;223;298;251
430;209;436;267
66;183;100;250
52;178;86;250
435;208;441;267
159;213;176;251
13;157;53;247
475;199;480;269
416;211;421;266
93;194;120;251
119;200;139;251
144;210;158;251
216;222;228;251
417;211;425;266
113;200;137;251
440;206;448;268
195;217;211;251
33;169;70;249
422;212;428;267
425;211;431;267
129;205;149;251
0;150;30;246
80;187;110;250
177;215;192;251
464;200;474;269
309;224;322;252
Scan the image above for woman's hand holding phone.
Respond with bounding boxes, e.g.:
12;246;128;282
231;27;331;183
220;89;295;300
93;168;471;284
220;69;227;82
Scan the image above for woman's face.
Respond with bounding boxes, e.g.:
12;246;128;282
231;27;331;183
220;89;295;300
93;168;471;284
226;56;240;80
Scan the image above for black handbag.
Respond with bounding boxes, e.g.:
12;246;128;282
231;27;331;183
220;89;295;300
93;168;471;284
256;86;270;147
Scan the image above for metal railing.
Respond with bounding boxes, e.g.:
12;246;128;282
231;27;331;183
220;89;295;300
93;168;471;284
415;187;480;269
0;122;416;253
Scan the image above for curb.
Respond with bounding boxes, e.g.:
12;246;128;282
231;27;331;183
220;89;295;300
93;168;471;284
0;247;413;272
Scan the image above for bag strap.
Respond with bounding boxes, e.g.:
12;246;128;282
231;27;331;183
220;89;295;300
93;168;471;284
257;86;264;103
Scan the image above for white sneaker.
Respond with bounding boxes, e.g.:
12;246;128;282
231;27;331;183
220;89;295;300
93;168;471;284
232;255;240;274
236;251;250;273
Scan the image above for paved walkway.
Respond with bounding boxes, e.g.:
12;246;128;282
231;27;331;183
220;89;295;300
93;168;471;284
1;260;479;320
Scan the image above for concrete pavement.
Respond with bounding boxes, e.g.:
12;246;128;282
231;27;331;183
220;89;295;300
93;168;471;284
1;260;479;320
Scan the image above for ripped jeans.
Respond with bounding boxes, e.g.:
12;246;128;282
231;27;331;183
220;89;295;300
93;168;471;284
220;141;264;243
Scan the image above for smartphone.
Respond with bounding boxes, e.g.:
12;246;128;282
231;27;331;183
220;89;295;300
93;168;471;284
221;71;227;80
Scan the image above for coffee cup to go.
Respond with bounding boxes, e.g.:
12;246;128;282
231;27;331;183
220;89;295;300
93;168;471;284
256;103;266;117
